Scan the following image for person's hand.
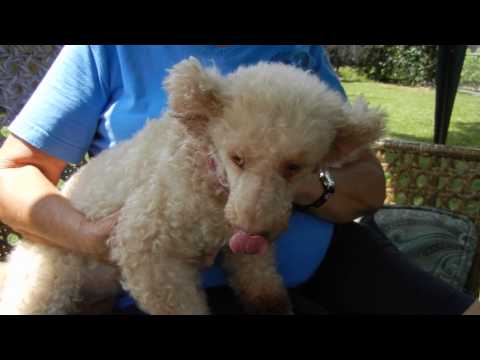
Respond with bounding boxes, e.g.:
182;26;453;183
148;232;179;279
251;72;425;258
76;210;122;263
297;150;386;224
17;209;121;264
463;301;480;315
0;134;123;263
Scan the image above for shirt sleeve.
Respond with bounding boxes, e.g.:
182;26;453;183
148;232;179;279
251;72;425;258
8;45;110;164
310;45;348;100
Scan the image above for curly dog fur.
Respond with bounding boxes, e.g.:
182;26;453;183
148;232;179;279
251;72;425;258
0;57;385;314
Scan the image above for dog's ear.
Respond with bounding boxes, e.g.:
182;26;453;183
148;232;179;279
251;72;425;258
324;96;386;167
163;57;229;121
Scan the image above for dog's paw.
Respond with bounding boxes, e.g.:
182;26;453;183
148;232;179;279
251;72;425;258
242;294;293;315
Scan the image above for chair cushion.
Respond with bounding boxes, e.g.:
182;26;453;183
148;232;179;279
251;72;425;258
361;205;478;294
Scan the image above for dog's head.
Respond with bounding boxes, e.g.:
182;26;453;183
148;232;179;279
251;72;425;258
164;57;385;253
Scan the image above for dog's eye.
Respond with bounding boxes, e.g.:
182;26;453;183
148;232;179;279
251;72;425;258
283;163;303;179
286;163;302;173
230;154;245;169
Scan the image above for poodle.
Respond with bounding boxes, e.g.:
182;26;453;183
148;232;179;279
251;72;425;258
0;57;385;315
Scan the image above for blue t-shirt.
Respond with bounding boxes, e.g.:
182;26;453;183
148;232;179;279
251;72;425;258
9;45;345;296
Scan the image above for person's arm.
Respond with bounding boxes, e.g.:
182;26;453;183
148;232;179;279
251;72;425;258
291;47;385;223
0;134;118;260
0;45;118;261
294;149;386;224
463;301;480;315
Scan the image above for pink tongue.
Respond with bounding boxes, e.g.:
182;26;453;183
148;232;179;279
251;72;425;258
229;230;269;255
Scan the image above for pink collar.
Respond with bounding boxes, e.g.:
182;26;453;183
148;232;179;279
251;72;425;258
207;154;230;195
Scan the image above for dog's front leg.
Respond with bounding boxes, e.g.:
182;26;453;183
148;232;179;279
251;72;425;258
222;246;292;315
115;252;210;315
109;186;211;315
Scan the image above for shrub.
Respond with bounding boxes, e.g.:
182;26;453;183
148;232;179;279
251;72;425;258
357;45;438;86
460;49;480;90
337;66;369;82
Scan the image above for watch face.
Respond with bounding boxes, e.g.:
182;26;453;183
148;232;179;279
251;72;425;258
321;171;336;193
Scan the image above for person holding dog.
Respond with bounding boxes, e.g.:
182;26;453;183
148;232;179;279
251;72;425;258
0;45;477;315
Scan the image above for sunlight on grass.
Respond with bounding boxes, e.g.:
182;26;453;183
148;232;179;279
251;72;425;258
342;81;480;148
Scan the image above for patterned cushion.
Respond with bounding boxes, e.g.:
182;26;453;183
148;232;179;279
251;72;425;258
361;205;478;294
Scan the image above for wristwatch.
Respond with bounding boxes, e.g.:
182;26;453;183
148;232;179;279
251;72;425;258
297;169;336;209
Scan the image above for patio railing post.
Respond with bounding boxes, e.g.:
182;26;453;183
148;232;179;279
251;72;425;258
434;45;467;145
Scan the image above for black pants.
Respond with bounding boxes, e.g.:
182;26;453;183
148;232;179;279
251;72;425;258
115;222;475;315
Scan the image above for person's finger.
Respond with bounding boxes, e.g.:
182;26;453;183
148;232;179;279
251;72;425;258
89;209;122;240
86;209;122;261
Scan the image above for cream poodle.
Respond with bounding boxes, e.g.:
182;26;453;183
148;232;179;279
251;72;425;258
0;57;385;315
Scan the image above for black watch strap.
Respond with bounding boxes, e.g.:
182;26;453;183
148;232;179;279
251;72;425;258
296;170;336;210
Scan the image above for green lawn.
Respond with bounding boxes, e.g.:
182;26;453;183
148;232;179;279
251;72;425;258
341;79;480;148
